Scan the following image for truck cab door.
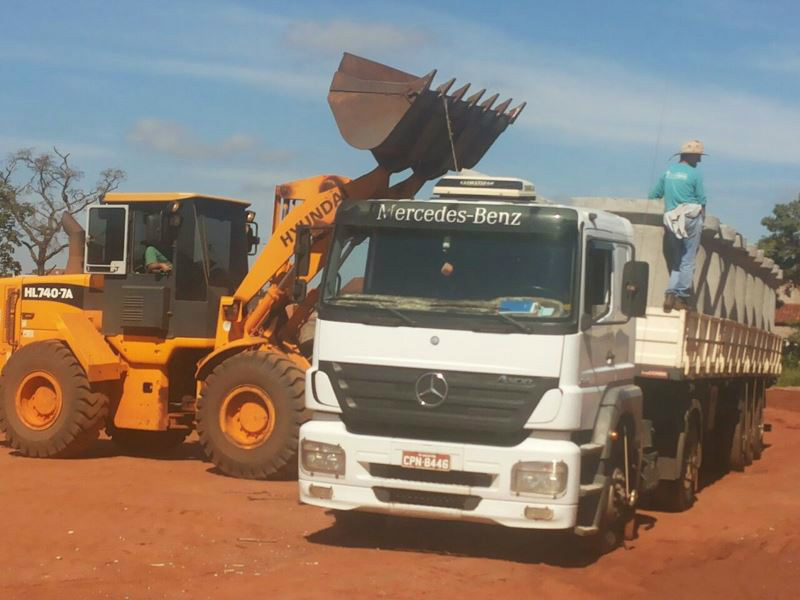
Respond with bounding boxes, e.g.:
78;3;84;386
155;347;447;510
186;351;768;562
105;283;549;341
582;239;635;388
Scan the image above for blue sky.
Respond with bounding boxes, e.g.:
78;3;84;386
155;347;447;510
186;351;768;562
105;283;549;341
2;0;799;269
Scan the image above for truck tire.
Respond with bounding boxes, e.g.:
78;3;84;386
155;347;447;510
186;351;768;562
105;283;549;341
586;424;638;555
196;350;307;479
108;425;189;456
730;406;747;472
743;399;754;467
659;424;701;512
0;341;107;458
752;394;765;461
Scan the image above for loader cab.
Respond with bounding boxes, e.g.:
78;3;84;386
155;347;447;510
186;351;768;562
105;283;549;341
85;193;256;340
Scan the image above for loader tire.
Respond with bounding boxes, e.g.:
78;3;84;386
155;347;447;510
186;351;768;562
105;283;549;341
108;426;189;456
196;350;307;479
0;341;107;458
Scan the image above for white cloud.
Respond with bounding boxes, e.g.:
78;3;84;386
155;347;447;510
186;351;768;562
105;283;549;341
0;135;114;160
749;47;800;74
283;19;430;56
435;41;800;165
126;118;292;163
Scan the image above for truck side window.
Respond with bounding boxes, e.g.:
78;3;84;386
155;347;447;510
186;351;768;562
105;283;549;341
585;241;613;320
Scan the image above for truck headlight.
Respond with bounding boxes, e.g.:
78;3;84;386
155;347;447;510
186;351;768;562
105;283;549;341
511;461;568;497
301;439;346;476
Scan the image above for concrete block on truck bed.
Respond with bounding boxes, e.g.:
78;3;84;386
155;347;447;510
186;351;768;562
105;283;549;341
570;197;782;331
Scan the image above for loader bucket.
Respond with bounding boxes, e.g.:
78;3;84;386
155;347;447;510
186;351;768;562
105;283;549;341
328;53;525;183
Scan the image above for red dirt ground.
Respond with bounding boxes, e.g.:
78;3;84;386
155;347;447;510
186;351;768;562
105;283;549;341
2;388;799;599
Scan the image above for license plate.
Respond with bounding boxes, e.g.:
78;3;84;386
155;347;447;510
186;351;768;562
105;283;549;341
401;451;451;472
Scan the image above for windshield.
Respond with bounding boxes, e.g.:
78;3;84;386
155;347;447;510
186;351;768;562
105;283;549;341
322;221;578;321
195;200;248;293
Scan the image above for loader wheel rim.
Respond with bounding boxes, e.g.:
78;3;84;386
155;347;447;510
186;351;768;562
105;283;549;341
219;385;275;449
15;371;63;430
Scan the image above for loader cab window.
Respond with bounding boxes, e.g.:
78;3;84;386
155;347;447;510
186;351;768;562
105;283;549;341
196;201;248;293
85;205;128;275
129;205;171;274
174;203;207;301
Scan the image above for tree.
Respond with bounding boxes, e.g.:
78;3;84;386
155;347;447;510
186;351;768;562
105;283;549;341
0;194;22;276
0;148;125;275
759;193;800;289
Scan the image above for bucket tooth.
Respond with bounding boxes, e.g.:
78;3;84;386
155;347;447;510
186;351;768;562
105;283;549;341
465;89;486;107
494;98;512;115
418;69;437;93
450;83;470;103
480;93;499;111
436;78;456;96
508;102;527;123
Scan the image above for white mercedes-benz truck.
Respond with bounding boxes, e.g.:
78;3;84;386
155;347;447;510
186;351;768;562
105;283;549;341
297;175;783;545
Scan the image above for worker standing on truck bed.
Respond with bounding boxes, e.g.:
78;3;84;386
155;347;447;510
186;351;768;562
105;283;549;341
648;139;707;312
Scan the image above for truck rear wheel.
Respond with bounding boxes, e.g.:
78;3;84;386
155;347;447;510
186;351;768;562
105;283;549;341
752;393;765;460
196;350;307;479
730;405;747;472
0;341;108;458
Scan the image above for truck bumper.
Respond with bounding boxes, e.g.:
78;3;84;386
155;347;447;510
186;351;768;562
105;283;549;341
298;420;581;530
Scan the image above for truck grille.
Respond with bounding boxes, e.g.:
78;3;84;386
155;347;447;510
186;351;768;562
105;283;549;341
320;361;557;446
368;464;494;487
373;487;481;511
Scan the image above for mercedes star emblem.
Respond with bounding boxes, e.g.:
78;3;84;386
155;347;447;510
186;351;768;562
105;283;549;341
415;372;448;408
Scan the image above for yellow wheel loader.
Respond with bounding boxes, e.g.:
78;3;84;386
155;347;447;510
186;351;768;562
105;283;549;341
0;53;524;478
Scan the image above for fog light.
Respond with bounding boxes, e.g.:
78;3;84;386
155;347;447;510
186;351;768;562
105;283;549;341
309;484;334;500
301;439;346;476
524;506;554;521
511;461;568;497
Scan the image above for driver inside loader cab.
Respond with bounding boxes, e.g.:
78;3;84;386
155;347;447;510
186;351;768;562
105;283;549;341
144;243;172;273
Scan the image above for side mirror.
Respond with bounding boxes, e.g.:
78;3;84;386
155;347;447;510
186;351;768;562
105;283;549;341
246;223;261;256
621;260;649;318
294;226;312;278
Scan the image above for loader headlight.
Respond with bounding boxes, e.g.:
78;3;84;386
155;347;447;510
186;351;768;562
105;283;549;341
301;439;346;476
511;461;568;497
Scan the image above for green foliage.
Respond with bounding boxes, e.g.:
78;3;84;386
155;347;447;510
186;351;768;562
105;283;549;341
759;194;800;288
782;325;800;368
778;366;800;387
0;182;23;277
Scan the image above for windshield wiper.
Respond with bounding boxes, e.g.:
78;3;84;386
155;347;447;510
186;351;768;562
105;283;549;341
380;305;416;326
496;311;531;333
334;297;417;326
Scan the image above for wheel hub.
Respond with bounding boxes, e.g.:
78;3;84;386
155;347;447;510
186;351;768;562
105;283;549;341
16;372;63;430
219;385;275;449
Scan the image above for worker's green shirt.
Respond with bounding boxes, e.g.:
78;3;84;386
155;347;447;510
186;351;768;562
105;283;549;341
144;246;170;267
648;162;707;212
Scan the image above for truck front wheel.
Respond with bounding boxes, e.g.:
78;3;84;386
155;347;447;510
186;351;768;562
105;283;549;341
196;350;307;479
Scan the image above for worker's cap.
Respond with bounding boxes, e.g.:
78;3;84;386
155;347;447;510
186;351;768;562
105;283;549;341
678;139;707;156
